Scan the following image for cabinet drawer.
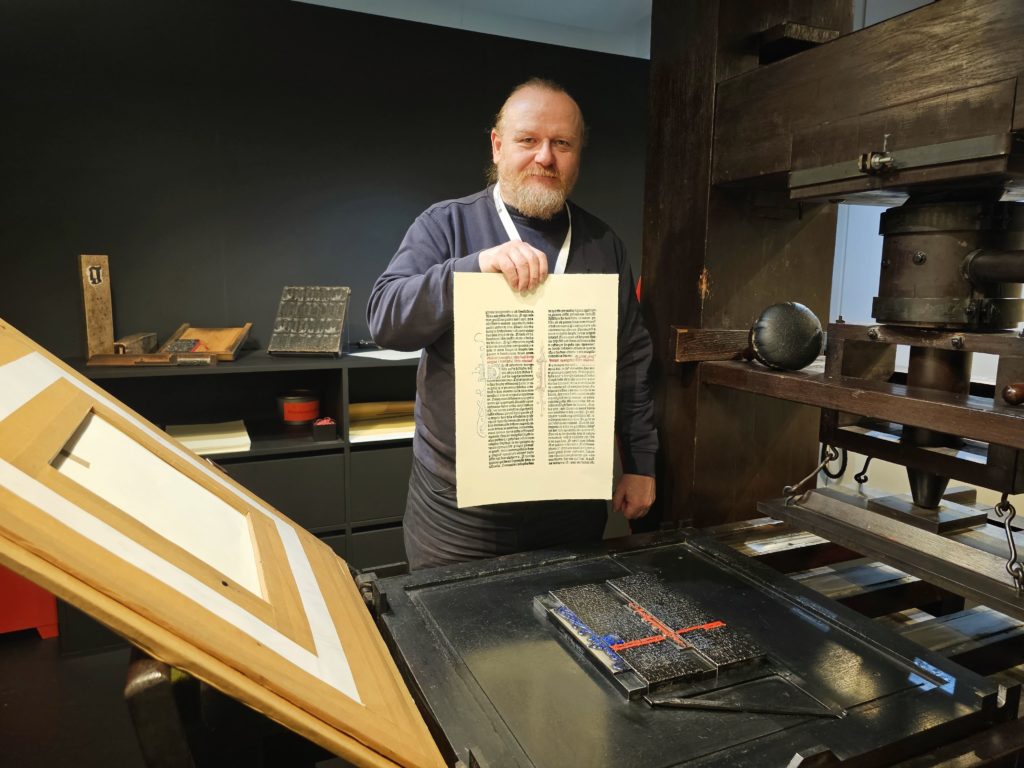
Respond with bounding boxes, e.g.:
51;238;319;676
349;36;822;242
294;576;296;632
348;526;406;571
349;446;413;523
222;453;344;532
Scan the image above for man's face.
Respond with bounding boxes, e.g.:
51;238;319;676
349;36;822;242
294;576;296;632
491;87;582;219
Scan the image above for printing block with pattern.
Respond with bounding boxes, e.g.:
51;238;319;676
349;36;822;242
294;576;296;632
543;572;766;694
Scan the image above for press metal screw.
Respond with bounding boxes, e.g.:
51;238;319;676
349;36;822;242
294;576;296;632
912;251;927;265
867;327;880;340
951;335;965;350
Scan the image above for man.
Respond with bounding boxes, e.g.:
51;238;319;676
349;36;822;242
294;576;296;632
368;78;657;570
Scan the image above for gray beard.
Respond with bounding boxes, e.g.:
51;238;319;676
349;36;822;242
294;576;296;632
502;177;568;220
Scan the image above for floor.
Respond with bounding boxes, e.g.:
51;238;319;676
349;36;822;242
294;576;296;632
0;628;349;767
0;629;145;767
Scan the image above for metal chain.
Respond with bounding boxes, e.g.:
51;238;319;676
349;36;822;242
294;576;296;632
994;493;1024;592
853;456;872;485
785;446;839;504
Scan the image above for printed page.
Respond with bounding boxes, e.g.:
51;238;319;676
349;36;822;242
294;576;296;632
454;273;617;507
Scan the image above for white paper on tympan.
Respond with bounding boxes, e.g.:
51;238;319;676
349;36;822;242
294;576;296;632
454;273;617;507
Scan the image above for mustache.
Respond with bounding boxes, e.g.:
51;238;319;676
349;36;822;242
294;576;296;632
520;169;561;184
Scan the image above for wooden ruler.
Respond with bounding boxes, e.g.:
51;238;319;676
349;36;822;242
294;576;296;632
79;254;114;357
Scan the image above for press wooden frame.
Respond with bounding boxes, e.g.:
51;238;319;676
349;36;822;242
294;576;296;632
0;319;443;768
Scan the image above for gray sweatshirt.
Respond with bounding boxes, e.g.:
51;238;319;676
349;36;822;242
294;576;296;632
367;185;657;486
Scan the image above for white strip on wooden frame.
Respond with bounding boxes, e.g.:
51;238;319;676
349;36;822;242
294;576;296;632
0;320;444;768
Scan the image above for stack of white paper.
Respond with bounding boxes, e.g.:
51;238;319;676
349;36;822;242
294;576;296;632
166;419;251;455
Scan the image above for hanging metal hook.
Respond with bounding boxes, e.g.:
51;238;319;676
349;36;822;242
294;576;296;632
994;493;1024;592
853;456;872;485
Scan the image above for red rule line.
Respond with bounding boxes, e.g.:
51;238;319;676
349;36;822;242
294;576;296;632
610;616;726;652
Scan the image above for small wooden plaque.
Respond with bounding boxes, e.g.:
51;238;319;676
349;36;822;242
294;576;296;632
79;254;115;357
158;323;252;361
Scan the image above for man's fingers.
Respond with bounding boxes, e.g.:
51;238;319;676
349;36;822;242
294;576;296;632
619;497;649;520
480;242;547;293
525;251;540;291
500;252;520;290
623;505;649;520
513;250;533;292
509;244;543;293
612;484;627;513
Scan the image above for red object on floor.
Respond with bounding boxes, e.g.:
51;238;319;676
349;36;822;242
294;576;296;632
0;563;58;639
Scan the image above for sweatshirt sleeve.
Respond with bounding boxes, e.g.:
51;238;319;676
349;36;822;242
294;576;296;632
613;239;658;478
367;210;481;351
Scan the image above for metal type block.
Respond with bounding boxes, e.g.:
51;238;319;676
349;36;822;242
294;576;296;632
547;571;768;693
607;571;709;629
685;627;765;670
617;645;715;687
267;285;350;356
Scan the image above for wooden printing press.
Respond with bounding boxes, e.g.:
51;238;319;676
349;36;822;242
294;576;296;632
364;2;1024;766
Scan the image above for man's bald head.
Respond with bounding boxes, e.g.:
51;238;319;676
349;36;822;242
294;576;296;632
488;79;585;218
493;79;586;141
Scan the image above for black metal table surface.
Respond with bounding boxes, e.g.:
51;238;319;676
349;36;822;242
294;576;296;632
373;530;1011;767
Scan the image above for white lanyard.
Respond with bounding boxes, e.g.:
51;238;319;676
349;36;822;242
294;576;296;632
493;182;572;274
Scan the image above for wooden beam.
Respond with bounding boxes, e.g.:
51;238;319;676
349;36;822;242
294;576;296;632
643;1;849;528
673;327;748;363
761;490;1024;623
702;360;1024;450
714;0;1024;184
641;0;721;527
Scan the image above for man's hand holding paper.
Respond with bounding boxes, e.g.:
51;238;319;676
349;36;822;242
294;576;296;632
479;241;549;293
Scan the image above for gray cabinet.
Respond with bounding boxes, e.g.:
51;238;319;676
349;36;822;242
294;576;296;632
349;446;413;524
222;453;345;532
346;527;407;571
81;351;417;573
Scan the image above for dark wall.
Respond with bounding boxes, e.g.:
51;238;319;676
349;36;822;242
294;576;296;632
0;0;648;358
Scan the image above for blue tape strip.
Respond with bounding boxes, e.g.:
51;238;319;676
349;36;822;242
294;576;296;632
554;605;629;672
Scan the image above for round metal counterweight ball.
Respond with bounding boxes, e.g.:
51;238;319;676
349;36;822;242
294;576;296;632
1005;383;1024;406
748;302;823;371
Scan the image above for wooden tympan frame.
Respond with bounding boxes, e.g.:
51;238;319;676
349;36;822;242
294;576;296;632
0;318;444;768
